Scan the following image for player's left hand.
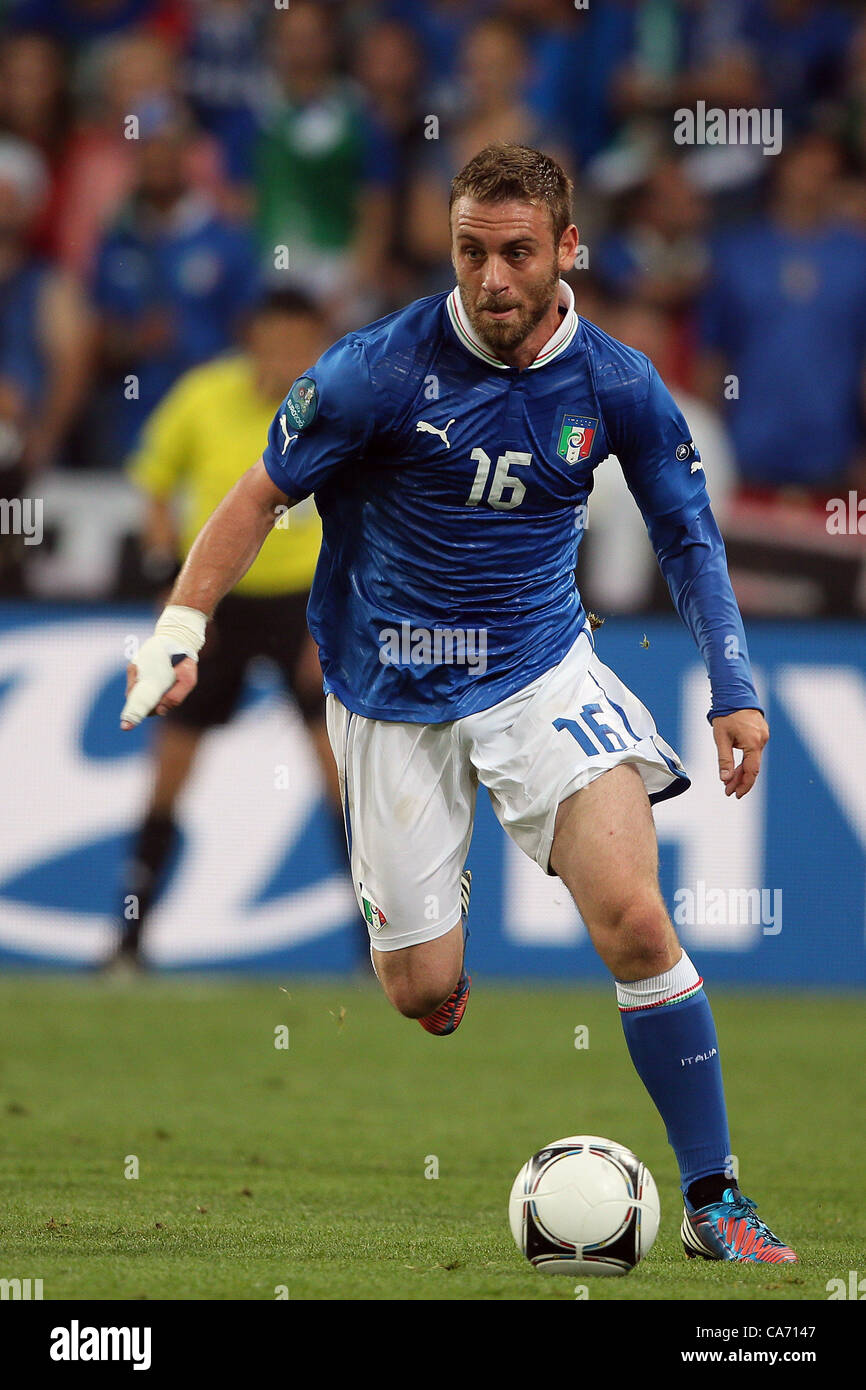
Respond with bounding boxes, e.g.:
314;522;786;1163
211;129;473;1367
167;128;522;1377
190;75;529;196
711;708;769;799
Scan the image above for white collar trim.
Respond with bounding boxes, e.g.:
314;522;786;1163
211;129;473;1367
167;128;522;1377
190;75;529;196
446;278;578;370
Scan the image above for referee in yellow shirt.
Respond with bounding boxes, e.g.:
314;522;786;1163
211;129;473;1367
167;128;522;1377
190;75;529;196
108;290;342;969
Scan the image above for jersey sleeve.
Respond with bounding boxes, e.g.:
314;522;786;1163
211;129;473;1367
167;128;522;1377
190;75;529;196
262;335;375;501
604;356;761;722
607;357;710;524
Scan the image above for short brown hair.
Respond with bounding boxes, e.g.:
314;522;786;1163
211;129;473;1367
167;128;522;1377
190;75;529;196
449;142;574;245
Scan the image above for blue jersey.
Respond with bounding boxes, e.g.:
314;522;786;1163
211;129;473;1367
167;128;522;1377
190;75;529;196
93;197;260;453
263;282;759;724
700;220;866;486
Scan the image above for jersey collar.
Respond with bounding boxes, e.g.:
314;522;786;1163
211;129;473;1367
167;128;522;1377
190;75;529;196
446;278;579;370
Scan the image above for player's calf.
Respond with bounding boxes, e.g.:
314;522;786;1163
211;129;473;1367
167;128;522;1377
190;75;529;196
417;871;473;1036
372;918;464;1019
382;974;460;1020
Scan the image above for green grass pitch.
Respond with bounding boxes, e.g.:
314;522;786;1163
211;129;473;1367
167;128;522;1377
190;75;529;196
0;976;862;1301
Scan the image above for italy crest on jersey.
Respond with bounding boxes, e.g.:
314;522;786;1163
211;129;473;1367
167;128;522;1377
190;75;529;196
556;414;598;465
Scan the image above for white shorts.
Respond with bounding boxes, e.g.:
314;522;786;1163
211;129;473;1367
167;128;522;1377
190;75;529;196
326;628;688;952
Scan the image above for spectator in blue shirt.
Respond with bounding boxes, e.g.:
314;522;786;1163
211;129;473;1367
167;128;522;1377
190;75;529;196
596;158;710;313
181;0;268;185
502;0;634;169
381;0;493;101
6;0;183;48
404;14;572;292
353;18;434;311
699;132;866;493
741;0;856;132
92;96;259;462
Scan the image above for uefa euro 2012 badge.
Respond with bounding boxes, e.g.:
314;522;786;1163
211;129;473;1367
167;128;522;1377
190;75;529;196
556;414;598;465
285;376;318;431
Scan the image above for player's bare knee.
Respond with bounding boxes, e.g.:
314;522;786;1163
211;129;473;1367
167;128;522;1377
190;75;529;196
384;977;456;1019
600;893;676;977
372;921;464;1017
377;951;461;1019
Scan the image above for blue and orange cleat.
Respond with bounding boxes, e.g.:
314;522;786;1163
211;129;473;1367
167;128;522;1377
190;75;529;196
418;871;472;1037
681;1187;798;1263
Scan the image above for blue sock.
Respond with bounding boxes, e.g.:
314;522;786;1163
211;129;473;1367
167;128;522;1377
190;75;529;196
617;953;731;1198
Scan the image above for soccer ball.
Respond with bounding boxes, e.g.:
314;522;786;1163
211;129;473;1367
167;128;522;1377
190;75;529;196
509;1134;660;1277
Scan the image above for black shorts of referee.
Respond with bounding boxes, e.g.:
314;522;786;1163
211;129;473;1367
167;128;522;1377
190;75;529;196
166;591;324;730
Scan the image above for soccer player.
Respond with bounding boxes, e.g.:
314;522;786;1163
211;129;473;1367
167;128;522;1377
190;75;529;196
107;290;346;970
120;144;796;1264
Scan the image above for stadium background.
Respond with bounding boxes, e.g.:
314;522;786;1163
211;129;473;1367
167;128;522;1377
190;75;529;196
0;0;864;989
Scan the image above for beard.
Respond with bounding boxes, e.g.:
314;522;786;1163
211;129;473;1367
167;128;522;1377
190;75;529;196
458;260;561;355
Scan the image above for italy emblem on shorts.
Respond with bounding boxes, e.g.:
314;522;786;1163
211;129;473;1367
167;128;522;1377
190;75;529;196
360;885;388;932
556;414;598;465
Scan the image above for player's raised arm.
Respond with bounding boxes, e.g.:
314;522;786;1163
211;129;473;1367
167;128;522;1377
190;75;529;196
606;355;768;797
120;328;374;732
119;458;293;729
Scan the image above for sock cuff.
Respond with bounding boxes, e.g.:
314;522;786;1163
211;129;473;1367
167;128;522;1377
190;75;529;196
616;950;703;1013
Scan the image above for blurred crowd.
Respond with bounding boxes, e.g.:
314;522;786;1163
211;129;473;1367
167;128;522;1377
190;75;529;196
2;0;866;614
